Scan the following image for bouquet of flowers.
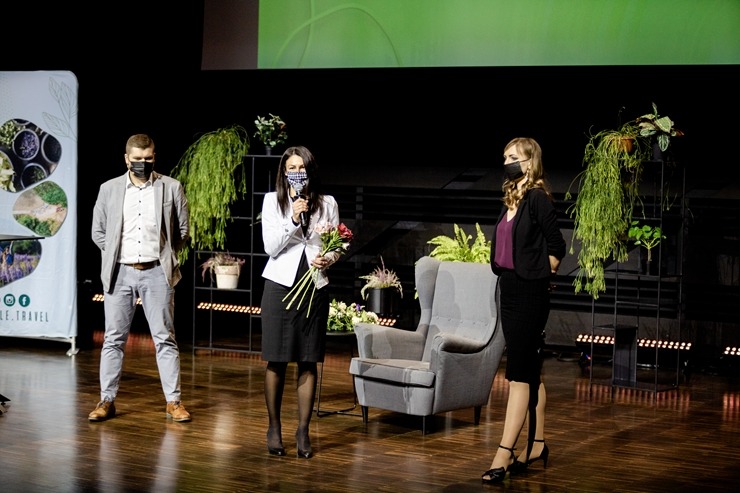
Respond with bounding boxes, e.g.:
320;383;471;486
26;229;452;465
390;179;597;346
283;222;354;315
327;299;379;332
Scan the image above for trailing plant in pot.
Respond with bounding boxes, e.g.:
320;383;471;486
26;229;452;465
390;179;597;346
254;113;287;154
566;104;683;298
170;124;250;263
201;252;245;289
565;121;652;299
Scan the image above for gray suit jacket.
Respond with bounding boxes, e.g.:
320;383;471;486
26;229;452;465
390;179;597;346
91;171;190;292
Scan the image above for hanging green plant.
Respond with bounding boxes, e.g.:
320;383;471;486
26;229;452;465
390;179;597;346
171;124;250;263
565;124;651;298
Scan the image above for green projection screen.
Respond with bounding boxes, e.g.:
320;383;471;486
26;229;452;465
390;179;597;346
202;0;740;70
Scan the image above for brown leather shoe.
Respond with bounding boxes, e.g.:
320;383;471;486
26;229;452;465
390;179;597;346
88;400;115;421
166;401;191;422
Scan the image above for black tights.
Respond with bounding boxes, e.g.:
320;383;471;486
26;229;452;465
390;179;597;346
264;361;317;448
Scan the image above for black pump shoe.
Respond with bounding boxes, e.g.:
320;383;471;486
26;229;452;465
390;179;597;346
481;445;515;483
510;439;549;474
266;428;286;456
296;428;313;459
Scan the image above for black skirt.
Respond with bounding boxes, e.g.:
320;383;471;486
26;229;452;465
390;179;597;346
499;270;551;385
260;255;329;362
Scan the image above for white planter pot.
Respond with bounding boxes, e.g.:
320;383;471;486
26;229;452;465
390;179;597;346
214;265;240;289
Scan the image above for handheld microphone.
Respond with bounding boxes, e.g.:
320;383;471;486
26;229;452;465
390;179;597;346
293;182;309;227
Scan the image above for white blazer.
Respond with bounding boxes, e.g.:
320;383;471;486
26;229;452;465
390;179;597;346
260;192;340;288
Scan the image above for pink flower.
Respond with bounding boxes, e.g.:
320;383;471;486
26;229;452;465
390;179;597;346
283;223;354;316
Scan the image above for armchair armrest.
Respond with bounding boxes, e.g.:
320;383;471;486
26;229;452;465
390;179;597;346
431;332;487;354
428;331;501;414
354;323;426;360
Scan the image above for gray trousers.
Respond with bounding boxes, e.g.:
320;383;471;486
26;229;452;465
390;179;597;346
100;264;181;403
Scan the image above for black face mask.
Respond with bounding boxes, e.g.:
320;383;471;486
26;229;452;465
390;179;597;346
503;161;525;181
130;161;154;179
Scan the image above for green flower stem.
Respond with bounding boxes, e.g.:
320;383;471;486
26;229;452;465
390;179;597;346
283;267;317;310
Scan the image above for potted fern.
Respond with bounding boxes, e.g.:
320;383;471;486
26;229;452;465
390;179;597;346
426;223;491;263
359;256;403;316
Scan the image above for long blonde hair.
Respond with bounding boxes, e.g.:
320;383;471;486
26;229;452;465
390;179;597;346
502;137;551;210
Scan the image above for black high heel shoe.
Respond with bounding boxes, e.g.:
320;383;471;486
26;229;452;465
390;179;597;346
266;428;286;456
481;445;515;484
510;439;549;474
296;428;313;459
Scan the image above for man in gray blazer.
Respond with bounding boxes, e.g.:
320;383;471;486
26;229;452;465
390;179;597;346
89;134;191;422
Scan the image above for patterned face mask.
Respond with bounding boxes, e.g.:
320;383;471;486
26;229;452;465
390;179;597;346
286;171;308;192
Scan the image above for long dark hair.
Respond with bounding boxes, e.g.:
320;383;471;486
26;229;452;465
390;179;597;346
275;145;325;218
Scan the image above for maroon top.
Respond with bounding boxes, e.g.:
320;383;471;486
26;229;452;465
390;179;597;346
494;213;515;270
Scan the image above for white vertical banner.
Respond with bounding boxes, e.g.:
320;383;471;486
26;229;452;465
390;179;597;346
0;71;78;344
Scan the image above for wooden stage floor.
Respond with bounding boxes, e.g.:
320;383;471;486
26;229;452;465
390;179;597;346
1;332;739;493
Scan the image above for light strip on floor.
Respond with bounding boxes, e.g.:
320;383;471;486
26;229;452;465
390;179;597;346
95;294;397;326
576;333;691;351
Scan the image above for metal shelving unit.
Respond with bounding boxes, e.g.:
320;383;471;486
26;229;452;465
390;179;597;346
192;154;278;354
588;156;688;397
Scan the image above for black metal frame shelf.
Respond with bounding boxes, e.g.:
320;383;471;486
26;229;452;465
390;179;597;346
587;157;687;398
192;154;278;355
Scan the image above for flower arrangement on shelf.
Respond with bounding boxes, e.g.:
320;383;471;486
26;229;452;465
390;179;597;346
200;252;245;282
359;256;403;300
327;299;379;333
283;222;354;315
254;113;288;148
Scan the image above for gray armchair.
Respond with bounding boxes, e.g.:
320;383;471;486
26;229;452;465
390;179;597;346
349;256;505;433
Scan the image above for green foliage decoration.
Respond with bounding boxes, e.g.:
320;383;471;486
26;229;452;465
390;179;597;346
171;125;250;263
427;223;491;263
565;125;651;298
635;102;684;152
254;114;288;147
628;221;665;263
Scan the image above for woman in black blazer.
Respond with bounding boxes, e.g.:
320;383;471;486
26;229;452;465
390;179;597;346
483;137;566;483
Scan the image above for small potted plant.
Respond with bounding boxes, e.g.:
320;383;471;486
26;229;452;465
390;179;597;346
628;220;666;274
359;256;403;316
201;252;245;289
254;113;288;155
327;299;379;333
635;102;684;158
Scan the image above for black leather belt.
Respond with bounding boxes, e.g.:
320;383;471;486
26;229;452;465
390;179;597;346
125;260;160;270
